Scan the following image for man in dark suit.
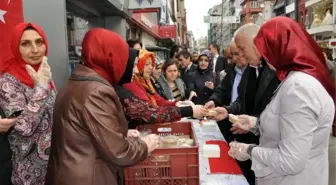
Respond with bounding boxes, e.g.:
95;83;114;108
209;43;228;73
208;24;280;185
206;39;248;140
176;50;197;82
0;114;16;185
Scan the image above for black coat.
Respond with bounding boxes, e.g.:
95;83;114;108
180;63;197;83
187;69;220;105
218;63;280;185
0;109;12;185
209;63;236;107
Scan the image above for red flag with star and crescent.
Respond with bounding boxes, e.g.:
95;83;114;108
0;0;23;71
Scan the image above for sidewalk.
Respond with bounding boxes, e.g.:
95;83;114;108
330;136;336;185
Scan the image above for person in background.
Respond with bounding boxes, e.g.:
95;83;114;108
187;50;219;105
323;51;336;83
0;23;56;185
127;39;142;50
0;118;17;185
46;28;159;185
206;24;280;185
219;46;233;81
209;43;228;73
206;39;248;141
169;45;183;59
150;59;165;98
124;49;180;106
177;50;197;83
115;49;208;129
156;59;188;101
217;16;335;185
191;51;199;65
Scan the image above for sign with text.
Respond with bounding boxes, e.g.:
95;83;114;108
159;25;177;39
203;15;241;24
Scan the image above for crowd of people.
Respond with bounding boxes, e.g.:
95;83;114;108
0;16;335;185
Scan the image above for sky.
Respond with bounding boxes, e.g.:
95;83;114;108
185;0;222;40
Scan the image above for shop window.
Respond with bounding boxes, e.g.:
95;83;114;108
126;29;131;40
300;11;304;26
287;12;296;20
286;0;294;5
306;0;333;29
251;1;259;8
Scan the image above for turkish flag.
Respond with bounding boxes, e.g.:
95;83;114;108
0;0;23;70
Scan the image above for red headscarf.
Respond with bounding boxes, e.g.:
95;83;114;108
2;22;54;90
82;28;129;85
254;16;335;102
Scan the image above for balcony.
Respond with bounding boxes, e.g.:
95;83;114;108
240;1;263;15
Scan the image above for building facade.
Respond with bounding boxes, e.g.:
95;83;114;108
207;4;222;46
23;0;131;88
240;0;264;25
22;0;180;89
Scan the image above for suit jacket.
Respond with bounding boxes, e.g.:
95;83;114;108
213;56;228;73
0;108;12;185
209;63;236;106
181;63;197;84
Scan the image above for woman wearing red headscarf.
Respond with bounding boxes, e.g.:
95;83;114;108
0;23;55;185
213;17;335;185
46;28;159;185
123;49;179;106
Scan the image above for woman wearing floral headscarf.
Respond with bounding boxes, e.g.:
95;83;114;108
0;22;55;185
123;49;177;106
187;50;219;105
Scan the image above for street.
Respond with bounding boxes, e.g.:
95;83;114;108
330;136;336;185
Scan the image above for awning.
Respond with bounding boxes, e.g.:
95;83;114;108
273;0;285;10
145;45;170;52
66;0;131;19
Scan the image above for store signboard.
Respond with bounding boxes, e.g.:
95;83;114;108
141;14;153;28
132;13;159;36
203;15;241;24
329;39;336;49
159;25;177;38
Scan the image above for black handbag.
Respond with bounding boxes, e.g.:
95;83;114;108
0;108;13;185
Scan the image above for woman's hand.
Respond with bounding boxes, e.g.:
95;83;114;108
228;141;250;161
127;129;140;138
0;118;17;133
26;56;52;86
188;91;197;101
204;100;215;109
205;81;214;90
208;107;228;121
192;105;209;118
141;134;160;153
176;100;195;107
230;115;257;133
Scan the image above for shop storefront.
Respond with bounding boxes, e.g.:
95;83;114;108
304;0;335;136
128;12;176;60
304;0;334;55
22;0;131;88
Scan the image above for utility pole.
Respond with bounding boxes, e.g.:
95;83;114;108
220;0;224;49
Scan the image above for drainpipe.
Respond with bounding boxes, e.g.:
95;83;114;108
295;0;299;22
220;0;224;49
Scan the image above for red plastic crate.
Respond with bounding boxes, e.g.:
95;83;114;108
124;122;199;185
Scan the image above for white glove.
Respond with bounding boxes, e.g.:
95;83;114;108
228;141;250;161
127;129;140;138
231;115;257;132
